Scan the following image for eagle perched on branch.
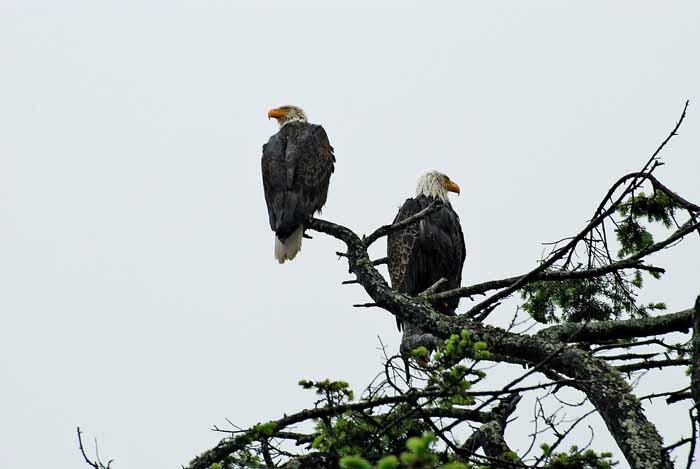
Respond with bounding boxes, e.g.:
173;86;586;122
387;171;466;330
262;105;335;263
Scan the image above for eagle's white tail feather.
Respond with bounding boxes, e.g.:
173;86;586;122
274;225;304;264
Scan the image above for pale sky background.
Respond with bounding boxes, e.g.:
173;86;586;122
2;2;700;468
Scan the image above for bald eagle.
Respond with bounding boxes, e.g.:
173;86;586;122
262;105;335;263
387;171;466;330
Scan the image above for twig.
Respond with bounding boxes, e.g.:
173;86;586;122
419;277;448;296
664;438;692;453
76;427;112;469
617;358;690;373
363;201;443;247
430;258;663;302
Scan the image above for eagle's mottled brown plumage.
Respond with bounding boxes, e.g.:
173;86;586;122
262;106;335;263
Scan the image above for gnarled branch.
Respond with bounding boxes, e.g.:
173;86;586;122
306;216;675;469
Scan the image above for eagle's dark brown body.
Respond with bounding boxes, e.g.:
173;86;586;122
387;195;466;330
262;121;335;242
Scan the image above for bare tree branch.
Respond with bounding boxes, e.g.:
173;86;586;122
363;200;443;247
77;427;112;469
538;307;694;343
692;295;700;420
430;258;664;302
617;358;690;373
304;216;675;469
463;394;522;468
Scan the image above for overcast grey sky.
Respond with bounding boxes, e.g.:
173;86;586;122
2;2;699;468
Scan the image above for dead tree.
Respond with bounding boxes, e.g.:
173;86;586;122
82;102;700;469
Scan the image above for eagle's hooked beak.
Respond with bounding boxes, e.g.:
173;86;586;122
447;181;461;195
268;108;286;120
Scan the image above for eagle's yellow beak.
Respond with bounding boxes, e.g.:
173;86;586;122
267;108;287;120
447;181;461;195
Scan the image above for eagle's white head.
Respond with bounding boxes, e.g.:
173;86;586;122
267;105;308;128
416;171;461;201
